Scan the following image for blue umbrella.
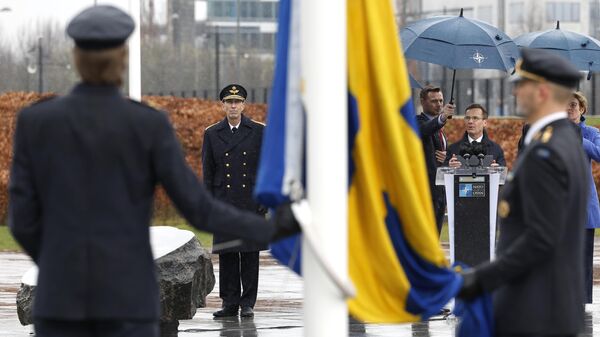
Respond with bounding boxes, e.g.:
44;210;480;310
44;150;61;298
514;21;600;79
401;9;519;103
409;74;423;89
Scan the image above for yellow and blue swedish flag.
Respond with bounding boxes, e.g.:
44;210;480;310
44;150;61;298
255;0;484;326
346;0;461;322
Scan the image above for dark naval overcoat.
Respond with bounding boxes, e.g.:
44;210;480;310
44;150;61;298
202;115;267;253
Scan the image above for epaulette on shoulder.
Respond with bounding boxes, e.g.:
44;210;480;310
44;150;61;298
251;119;266;126
205;121;220;131
128;98;155;109
30;95;58;106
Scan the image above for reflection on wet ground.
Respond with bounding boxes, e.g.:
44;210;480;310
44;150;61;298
2;251;600;336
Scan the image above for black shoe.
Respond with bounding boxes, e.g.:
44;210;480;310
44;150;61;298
240;306;254;317
213;307;238;317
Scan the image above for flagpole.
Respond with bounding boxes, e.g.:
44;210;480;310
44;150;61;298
128;0;142;101
301;0;348;335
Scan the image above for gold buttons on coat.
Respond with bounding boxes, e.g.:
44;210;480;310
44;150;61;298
242;184;246;188
227;174;231;178
226;163;230;167
243;151;247;155
243;174;247;177
225;153;229;157
243;162;246;166
226;184;231;189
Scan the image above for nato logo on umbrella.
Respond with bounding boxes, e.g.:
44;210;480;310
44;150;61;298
471;51;486;64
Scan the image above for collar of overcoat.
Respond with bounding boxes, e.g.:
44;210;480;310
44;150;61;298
215;114;256;152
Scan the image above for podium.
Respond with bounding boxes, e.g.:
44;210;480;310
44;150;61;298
436;166;507;266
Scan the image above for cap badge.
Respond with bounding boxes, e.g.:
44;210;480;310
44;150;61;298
229;86;239;95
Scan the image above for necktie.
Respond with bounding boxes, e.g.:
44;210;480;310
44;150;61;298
232;127;237;134
437;130;446;150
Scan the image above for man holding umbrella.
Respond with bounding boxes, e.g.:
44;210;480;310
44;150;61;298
417;85;455;234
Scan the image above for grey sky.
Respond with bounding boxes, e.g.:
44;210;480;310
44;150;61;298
0;0;173;45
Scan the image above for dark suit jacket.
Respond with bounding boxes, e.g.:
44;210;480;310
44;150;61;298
416;113;447;205
202;115;267;253
474;119;588;335
8;83;275;321
443;130;506;166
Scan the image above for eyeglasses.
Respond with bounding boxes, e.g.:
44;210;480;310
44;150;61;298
464;116;484;121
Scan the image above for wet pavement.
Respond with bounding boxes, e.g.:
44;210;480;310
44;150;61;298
2;244;600;336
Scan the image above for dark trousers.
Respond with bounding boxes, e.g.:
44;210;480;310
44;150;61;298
433;186;446;234
585;228;595;303
219;251;260;309
34;318;159;337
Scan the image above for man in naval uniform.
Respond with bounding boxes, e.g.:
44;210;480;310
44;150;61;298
9;6;298;337
458;48;588;337
202;84;266;318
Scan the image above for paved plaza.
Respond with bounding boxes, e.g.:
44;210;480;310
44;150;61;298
2;245;600;336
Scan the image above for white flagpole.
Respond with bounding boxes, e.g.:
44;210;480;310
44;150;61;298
128;0;142;101
301;0;348;335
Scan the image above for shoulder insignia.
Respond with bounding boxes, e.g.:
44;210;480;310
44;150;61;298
127;98;160;111
498;200;510;218
534;147;551;159
205;121;220;131
251;119;266;126
31;94;58;105
541;126;553;143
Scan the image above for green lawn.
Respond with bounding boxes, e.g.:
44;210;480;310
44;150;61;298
0;226;21;252
151;217;213;248
0;219;213;253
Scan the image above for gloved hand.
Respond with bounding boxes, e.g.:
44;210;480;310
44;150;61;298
457;269;483;301
270;202;302;241
257;205;268;215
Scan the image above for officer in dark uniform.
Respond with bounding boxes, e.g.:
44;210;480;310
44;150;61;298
458;49;588;337
8;6;298;337
202;84;266;318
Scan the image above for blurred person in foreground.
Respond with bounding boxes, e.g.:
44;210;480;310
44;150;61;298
416;85;455;234
457;49;588;337
8;5;298;337
567;91;600;304
445;103;505;168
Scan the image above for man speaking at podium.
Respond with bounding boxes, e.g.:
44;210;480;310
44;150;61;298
445;103;505;168
457;49;589;337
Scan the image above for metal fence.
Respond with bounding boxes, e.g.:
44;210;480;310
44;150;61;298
414;74;600;117
144;87;272;104
145;74;600;115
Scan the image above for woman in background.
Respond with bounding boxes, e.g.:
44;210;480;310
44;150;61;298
567;91;600;304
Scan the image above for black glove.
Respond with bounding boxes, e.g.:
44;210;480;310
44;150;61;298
257;204;268;215
270;202;302;241
457;269;483;301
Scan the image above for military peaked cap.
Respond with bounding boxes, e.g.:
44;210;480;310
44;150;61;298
513;48;582;89
67;5;135;50
220;84;247;101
